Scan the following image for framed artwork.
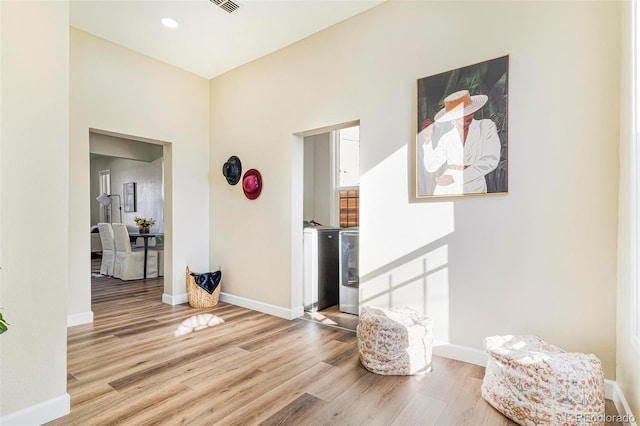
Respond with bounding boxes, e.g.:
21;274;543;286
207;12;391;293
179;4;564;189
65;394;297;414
123;182;136;213
416;55;509;198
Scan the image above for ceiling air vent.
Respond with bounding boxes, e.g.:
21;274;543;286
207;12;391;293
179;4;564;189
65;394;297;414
209;0;240;13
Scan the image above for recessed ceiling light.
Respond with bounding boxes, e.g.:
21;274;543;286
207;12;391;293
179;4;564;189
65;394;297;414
161;17;179;29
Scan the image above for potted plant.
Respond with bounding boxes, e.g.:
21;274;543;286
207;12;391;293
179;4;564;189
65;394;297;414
0;311;8;334
134;217;156;233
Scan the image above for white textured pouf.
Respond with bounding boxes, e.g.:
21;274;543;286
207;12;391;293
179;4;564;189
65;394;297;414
357;306;433;375
481;335;605;426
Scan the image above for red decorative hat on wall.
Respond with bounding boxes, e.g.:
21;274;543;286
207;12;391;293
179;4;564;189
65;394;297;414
242;169;262;200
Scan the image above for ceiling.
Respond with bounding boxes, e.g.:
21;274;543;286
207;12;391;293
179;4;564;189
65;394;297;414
70;0;385;80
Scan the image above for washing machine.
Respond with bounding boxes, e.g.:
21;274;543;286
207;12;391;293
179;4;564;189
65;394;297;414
303;225;340;312
339;227;359;315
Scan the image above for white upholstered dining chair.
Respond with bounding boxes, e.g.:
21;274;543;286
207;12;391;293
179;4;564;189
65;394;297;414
97;223;115;276
112;223;159;280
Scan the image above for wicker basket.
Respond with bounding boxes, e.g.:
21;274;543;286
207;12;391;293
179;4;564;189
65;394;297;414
186;266;221;308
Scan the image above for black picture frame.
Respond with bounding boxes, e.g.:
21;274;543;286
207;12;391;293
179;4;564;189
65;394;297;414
123;182;136;212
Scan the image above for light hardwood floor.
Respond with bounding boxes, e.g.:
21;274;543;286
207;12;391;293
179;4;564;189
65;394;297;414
47;265;620;425
302;305;360;332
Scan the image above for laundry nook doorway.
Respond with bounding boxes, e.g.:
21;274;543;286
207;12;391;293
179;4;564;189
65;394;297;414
295;121;360;331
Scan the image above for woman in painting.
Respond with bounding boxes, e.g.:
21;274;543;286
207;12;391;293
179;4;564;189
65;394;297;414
422;89;501;195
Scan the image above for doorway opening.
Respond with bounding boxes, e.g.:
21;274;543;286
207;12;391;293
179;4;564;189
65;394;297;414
299;123;360;331
89;129;170;304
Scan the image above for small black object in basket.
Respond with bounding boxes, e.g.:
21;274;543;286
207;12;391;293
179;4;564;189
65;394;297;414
191;270;221;294
186;266;222;308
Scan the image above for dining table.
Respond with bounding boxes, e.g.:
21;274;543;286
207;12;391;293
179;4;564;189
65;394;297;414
129;232;164;279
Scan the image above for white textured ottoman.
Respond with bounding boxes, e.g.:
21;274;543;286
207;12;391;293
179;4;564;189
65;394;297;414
481;335;605;426
357;306;433;375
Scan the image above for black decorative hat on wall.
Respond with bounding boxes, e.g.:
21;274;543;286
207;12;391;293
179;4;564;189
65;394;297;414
222;156;242;185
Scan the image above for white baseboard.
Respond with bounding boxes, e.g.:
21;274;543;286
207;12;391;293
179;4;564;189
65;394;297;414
219;292;301;320
290;304;305;319
606;379;638;426
0;393;70;426
432;341;488;367
67;311;93;327
605;379;615;400
162;291;302;319
163;292;188;305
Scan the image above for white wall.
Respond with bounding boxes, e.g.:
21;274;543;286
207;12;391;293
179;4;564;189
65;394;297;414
90;132;163;163
303;133;332;225
303;137;315;220
211;0;620;378
617;1;640;418
0;1;70;423
90;156;164;231
69;28;210;317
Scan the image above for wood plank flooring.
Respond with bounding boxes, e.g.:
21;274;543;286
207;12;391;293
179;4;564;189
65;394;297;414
302;305;359;332
47;263;622;425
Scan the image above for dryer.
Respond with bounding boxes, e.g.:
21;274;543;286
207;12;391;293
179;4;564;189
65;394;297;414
339;227;359;315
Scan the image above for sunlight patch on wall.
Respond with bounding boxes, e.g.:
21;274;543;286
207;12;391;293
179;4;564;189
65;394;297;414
361;245;450;343
359;140;454;344
360;144;455;275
